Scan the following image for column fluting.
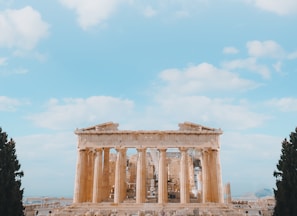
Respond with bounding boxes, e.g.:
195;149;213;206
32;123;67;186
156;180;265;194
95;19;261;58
73;148;87;203
180;147;189;203
92;148;103;203
136;148;147;203
102;148;110;200
158;148;168;204
114;148;127;203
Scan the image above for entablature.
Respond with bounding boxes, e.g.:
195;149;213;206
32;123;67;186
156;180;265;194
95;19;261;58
77;135;220;149
75;122;222;150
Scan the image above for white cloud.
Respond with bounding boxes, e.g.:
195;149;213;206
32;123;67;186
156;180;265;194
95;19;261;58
153;95;267;130
267;97;297;112
287;51;297;59
175;10;189;18
0;6;49;50
0;96;24;111
14;68;29;74
223;46;239;54
12;49;48;62
143;5;157;17
0;57;7;65
0;67;29;76
223;40;296;78
246;40;285;59
155;0;209;18
251;0;297;15
58;0;211;28
59;0;121;30
159;63;259;95
222;57;271;79
273;61;282;74
150;64;268;130
27;96;135;130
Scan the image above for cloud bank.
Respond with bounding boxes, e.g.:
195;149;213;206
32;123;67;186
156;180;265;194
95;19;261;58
250;0;297;15
0;96;26;111
59;0;121;30
0;6;49;50
27;96;134;130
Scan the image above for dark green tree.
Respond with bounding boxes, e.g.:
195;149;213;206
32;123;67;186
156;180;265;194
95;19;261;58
0;127;24;216
273;127;297;216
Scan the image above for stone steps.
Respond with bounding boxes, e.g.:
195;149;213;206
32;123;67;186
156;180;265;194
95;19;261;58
52;203;245;216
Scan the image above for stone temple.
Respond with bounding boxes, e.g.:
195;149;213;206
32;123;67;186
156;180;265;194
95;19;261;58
53;122;245;216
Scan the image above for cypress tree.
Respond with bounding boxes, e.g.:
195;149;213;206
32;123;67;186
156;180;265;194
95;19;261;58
0;127;24;216
273;127;297;216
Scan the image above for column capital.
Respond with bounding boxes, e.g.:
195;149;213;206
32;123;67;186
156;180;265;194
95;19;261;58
94;148;103;153
136;147;146;152
85;147;94;153
115;147;127;152
202;148;211;153
179;147;188;152
203;147;219;153
158;148;167;152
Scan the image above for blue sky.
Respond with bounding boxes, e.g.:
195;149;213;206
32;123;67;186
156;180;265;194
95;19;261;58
1;0;297;197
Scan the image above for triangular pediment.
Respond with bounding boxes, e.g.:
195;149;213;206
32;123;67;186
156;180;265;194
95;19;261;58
178;121;219;132
80;122;119;132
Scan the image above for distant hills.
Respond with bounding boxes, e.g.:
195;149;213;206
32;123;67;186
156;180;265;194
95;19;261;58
255;188;273;198
234;188;273;200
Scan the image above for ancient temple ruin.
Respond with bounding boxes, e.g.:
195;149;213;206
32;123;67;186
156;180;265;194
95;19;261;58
29;122;272;216
73;122;224;205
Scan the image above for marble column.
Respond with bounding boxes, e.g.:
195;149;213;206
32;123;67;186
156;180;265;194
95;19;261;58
201;149;210;203
102;148;110;200
213;149;224;203
158;148;168;204
86;149;94;202
180;147;189;203
202;148;224;203
136;148;146;203
120;148;127;202
225;182;232;204
92;148;103;203
114;148;127;203
73;148;87;203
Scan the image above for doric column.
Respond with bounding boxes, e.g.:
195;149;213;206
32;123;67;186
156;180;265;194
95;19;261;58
136;148;146;203
114;148;127;203
213;149;224;203
92;148;103;203
86;149;94;202
201;149;210;203
202;149;224;203
102;148;110;200
225;182;232;204
180;147;189;203
120;148;127;202
73;148;87;203
158;148;168;204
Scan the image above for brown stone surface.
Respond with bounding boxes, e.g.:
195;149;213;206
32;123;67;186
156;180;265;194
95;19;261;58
71;122;225;214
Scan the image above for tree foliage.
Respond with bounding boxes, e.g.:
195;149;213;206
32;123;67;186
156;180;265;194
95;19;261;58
273;127;297;216
0;127;24;216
